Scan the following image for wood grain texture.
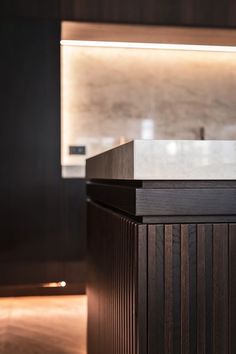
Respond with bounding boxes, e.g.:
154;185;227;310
229;224;236;354
87;198;235;354
87;201;147;354
142;180;236;189
180;0;194;24
0;295;87;354
228;0;236;26
195;0;228;27
213;224;229;354
205;225;213;354
164;225;173;354
62;22;236;46
189;225;197;354
137;224;148;354
1;0;236;26
0;20;60;264
87;183;136;215
87;182;236;218
197;225;206;354
181;225;190;354
143;215;236;224
148;225;164;354
60;0;236;26
136;189;236;216
0;20;87;287
172;225;181;354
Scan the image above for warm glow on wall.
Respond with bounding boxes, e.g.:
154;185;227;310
60;40;236;53
61;22;236;178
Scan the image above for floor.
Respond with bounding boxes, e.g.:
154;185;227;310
0;295;87;354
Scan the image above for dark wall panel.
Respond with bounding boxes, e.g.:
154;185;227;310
0;20;86;286
0;1;60;19
0;19;61;262
62;179;86;261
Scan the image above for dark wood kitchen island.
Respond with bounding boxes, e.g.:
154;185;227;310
86;140;236;354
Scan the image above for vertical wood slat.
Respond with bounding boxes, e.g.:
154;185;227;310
121;216;124;354
148;225;164;354
134;224;138;354
229;224;236;354
118;215;122;354
181;224;190;354
197;224;213;354
172;225;181;354
197;225;206;354
127;220;130;354
125;219;128;354
118;214;122;354
205;225;213;354
128;220;132;354
189;224;197;354
213;224;229;354
112;212;115;354
137;224;147;354
165;225;173;354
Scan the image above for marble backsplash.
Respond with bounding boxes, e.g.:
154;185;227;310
61;45;236;176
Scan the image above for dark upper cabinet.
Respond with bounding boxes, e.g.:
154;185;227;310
0;0;236;27
60;0;236;27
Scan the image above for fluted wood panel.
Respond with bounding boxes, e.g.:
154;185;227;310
87;202;147;354
213;224;229;354
148;223;236;354
87;202;236;354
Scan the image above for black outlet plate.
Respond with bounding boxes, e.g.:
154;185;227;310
69;146;86;155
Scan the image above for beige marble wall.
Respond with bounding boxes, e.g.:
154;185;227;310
61;45;236;176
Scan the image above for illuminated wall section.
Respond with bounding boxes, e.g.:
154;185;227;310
61;42;236;177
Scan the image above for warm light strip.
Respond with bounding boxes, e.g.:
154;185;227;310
41;281;67;288
60;40;236;52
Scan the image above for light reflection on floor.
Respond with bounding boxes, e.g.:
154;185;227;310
0;295;87;354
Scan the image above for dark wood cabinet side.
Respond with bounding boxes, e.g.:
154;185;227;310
87;201;147;354
87;201;236;354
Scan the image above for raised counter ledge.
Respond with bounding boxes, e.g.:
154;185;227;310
87;140;236;354
86;140;236;180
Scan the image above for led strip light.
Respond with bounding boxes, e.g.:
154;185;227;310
60;40;236;52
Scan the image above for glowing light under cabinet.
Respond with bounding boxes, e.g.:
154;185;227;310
60;40;236;52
